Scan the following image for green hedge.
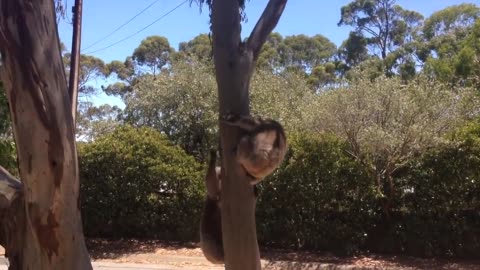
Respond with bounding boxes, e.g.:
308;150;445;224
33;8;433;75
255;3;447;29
78;125;205;240
78;124;480;258
256;133;377;255
384;120;480;258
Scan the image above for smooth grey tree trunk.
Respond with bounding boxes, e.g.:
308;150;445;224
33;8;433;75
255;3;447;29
210;0;287;269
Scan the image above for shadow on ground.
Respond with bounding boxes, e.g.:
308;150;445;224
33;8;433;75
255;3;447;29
87;239;480;270
261;248;480;270
87;239;199;260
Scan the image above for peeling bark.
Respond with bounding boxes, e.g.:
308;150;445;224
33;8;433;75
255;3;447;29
0;0;92;269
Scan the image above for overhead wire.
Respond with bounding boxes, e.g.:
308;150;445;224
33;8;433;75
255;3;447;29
81;0;162;52
83;0;188;54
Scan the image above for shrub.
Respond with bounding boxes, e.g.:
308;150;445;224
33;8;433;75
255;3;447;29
256;127;480;258
256;133;376;255
78;125;205;240
388;119;480;258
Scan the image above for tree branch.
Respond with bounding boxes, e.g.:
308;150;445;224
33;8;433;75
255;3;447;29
0;166;22;209
247;0;287;60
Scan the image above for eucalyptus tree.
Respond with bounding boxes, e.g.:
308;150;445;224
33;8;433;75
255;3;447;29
338;0;424;77
0;0;92;268
192;0;288;268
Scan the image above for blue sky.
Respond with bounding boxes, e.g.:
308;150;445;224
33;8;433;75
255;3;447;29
57;0;476;107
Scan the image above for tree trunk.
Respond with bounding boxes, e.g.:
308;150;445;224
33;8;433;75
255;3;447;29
210;0;287;269
376;172;395;222
384;173;395;221
0;0;92;269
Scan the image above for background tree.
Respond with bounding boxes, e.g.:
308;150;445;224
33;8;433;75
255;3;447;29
423;3;479;41
76;102;122;141
337;31;369;73
256;32;283;70
422;4;480;87
338;0;424;76
307;62;338;90
132;35;174;76
177;33;213;61
120;56;312;161
122;59;218;161
339;0;423;59
251;68;313;126
311;72;478;220
279;34;337;72
63;54;108;96
0;0;92;268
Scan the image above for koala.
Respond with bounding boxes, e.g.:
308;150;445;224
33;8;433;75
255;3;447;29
199;149;259;264
199;150;224;264
221;114;287;185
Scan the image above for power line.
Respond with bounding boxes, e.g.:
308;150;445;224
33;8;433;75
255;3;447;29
84;0;187;54
81;0;162;52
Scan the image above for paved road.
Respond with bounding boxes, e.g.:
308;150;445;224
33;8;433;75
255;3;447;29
0;258;220;270
0;261;206;270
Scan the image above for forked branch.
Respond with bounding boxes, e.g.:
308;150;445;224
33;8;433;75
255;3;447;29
247;0;287;60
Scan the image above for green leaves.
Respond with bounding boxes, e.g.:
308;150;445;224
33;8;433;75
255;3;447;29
78;125;204;239
76;102;122;141
424;16;480;89
122;59;218;161
338;0;424;77
63;53;107;96
177;33;212;61
257;133;373;254
423;3;480;40
0;83;10;136
132;36;174;75
120;58;315;160
256;33;337;74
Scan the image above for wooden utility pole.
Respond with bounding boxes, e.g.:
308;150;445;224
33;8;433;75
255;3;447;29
69;0;83;123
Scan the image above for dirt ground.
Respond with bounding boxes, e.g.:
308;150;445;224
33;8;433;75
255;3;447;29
1;240;479;269
86;239;480;270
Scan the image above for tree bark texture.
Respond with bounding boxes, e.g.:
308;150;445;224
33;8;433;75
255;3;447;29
211;0;287;269
0;0;92;269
